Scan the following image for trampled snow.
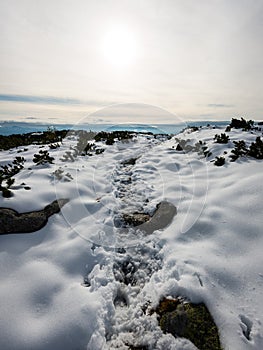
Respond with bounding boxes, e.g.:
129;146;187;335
0;125;262;349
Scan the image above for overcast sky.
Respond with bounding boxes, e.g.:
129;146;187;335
0;0;263;124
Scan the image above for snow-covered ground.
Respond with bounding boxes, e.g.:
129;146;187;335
0;125;263;349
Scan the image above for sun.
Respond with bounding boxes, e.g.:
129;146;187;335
101;26;137;68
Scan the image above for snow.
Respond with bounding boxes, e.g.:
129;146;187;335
0;125;263;349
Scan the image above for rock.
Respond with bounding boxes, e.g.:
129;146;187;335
0;198;69;234
122;212;150;226
121;201;177;235
44;198;68;217
155;298;180;315
161;304;188;337
122;157;138;166
145;201;177;233
156;298;223;350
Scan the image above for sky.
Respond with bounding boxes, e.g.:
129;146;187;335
0;0;263;124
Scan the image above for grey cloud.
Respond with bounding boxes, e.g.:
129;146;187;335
0;94;116;107
207;104;235;108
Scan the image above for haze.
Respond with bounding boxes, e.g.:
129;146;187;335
0;0;263;123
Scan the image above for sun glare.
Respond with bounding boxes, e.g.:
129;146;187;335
101;26;137;68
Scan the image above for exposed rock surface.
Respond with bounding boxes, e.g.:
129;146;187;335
121;157;138;166
122;201;177;235
0;198;69;234
122;212;150;227
156;298;223;350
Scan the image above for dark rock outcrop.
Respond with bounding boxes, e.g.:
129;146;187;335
122;212;150;227
122;201;177;235
121;158;138;166
156;298;223;350
0;198;69;234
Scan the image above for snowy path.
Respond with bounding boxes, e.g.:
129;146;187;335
86;136;178;349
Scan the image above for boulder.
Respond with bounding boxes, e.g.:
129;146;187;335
121;201;177;235
156;298;223;350
0;198;69;234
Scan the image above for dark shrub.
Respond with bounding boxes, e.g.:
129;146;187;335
0;129;68;151
0;156;25;178
214;157;225;166
106;138;115;145
0;169;17;198
214;133;230;144
230;140;248;161
190;126;199;132
229;118;254;131
33;150;54;165
95;131;133;144
0;156;26;196
95;148;105;155
83;142;95;155
1;187;13;198
204;149;212;157
49;143;60;149
230;137;263;161
248;137;263;159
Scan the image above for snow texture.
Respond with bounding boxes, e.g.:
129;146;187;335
0;125;263;349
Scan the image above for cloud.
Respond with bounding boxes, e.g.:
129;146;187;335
207;104;235;108
0;94;80;105
0;94;115;107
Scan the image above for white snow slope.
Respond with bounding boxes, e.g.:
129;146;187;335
0;125;263;350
